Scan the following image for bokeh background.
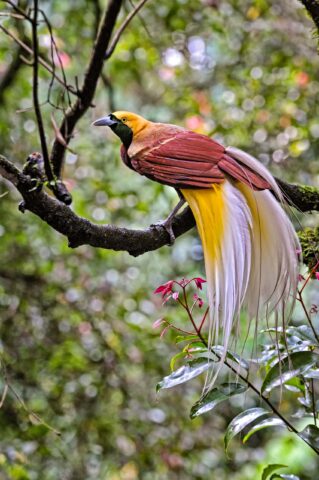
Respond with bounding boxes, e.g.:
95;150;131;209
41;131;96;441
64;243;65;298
0;0;319;478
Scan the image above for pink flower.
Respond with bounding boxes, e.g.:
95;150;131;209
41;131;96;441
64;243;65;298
194;277;206;290
154;281;173;297
315;272;319;281
172;292;179;300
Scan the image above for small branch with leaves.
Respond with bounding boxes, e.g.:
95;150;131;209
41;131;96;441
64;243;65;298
153;277;319;455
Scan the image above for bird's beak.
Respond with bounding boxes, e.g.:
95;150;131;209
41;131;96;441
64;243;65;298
92;115;117;127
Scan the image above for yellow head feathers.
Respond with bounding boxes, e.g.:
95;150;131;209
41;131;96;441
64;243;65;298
112;111;150;135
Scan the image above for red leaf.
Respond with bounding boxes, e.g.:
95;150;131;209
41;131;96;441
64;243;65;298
154;280;174;297
194;277;206;289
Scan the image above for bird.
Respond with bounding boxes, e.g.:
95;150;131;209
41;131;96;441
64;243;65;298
93;111;300;380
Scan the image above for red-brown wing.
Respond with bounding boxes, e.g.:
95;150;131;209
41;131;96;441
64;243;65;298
126;128;271;190
219;154;271;190
130;130;225;189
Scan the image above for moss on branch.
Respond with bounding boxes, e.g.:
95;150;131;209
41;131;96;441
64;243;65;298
298;227;319;269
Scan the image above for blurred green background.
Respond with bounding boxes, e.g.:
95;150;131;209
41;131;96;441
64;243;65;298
0;0;319;478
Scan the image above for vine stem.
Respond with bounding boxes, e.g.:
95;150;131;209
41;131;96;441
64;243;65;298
179;286;319;455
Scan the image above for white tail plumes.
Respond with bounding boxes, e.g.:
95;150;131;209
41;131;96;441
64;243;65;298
182;149;300;389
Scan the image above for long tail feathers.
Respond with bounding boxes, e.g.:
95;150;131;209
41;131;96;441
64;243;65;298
181;149;300;389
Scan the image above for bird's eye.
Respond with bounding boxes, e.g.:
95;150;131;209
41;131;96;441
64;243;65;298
122;117;127;123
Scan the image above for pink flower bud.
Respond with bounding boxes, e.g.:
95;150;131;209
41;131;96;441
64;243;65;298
153;318;165;329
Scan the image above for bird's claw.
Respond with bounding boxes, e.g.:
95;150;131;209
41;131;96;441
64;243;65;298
151;219;176;245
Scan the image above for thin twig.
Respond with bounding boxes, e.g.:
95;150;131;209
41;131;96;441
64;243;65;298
0;24;78;97
128;0;153;39
0;384;8;408
31;0;53;183
300;259;319;294
105;0;150;59
92;0;102;38
2;0;33;22
0;12;25;19
40;8;72;108
198;307;209;333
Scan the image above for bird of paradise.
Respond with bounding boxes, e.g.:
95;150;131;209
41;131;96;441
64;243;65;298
93;111;300;383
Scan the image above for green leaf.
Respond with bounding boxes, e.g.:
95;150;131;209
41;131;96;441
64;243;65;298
212;345;250;370
298;424;319;451
270;475;300;480
194;346;249;370
261;352;319;394
224;407;270;452
283;377;305;393
303;369;319;379
243;417;286;443
190;383;247;419
169;351;187;371
286;326;318;345
156;359;213;391
261;464;288;480
175;335;199;344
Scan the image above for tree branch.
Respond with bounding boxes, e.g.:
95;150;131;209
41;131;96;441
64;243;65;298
31;0;53;183
49;0;123;183
104;0;150;60
1;154;319;260
299;0;319;33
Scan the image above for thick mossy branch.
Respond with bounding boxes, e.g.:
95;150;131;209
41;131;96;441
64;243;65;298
0;154;319;264
298;227;319;269
299;0;319;35
276;179;319;212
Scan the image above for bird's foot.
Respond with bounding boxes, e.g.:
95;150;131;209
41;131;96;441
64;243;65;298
151;218;176;245
151;198;186;246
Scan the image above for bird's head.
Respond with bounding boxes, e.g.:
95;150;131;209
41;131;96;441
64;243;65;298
92;111;149;148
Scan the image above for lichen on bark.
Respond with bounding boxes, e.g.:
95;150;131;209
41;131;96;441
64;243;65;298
298;227;319;269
